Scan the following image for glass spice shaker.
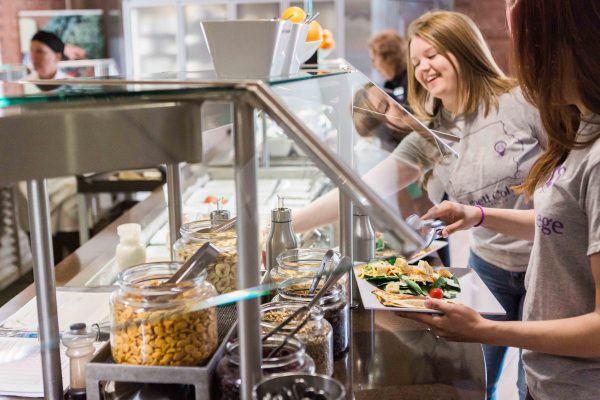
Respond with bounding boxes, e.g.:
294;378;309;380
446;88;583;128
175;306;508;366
61;322;97;400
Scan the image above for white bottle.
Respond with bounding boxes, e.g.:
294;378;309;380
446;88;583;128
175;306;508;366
115;223;146;272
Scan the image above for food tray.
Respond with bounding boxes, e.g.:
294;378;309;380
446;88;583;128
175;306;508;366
353;266;505;316
86;304;238;400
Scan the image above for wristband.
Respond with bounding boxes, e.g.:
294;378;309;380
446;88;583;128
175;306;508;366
473;205;485;227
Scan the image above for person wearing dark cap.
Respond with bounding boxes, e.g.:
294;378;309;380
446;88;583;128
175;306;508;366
25;30;68;80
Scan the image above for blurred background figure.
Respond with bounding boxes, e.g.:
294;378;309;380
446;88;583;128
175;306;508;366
368;29;409;107
25;30;68;80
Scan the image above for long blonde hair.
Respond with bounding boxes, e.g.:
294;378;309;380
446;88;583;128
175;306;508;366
406;11;515;121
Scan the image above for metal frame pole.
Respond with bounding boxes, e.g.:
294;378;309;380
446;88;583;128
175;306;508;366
166;163;183;259
233;99;262;400
27;179;63;399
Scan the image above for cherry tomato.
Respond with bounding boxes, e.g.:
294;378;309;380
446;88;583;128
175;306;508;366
429;288;443;299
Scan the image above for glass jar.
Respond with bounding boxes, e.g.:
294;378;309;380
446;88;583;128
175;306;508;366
276;282;349;358
271;248;341;285
172;220;237;294
216;335;315;400
260;301;333;376
110;262;218;366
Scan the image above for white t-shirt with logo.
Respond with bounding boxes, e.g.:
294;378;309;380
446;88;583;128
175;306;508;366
522;114;600;399
394;88;544;271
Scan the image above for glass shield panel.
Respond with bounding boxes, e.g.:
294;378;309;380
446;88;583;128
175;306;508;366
267;70;459;256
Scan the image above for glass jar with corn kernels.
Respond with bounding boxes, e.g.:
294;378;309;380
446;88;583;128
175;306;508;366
110;262;218;366
172;220;237;294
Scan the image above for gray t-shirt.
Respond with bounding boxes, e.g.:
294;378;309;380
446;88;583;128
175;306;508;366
522;115;600;399
394;88;543;271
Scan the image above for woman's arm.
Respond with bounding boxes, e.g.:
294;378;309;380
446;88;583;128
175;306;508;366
293;155;421;233
422;201;536;241
401;253;600;358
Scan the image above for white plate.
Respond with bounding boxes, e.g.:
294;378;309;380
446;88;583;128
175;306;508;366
353;266;506;316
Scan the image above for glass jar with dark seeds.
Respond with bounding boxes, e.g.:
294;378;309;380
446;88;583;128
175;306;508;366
275;282;349;358
215;335;315;400
260;301;333;376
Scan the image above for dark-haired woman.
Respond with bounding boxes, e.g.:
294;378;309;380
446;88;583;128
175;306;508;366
405;1;600;399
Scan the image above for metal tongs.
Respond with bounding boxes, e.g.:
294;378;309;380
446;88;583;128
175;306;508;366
262;256;352;358
406;214;446;248
164;242;220;285
308;249;335;294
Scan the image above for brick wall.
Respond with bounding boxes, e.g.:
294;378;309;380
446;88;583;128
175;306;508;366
454;0;513;75
0;0;66;64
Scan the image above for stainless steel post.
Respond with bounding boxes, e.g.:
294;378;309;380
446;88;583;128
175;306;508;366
77;193;89;244
26;179;63;399
260;110;269;168
166;163;183;259
233;100;262;400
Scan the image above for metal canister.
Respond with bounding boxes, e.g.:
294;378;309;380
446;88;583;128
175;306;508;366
353;206;375;262
266;206;298;273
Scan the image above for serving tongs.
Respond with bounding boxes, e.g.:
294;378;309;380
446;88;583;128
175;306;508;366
163;242;220;285
262;256;352;358
406;214;447;248
196;216;237;234
308;249;335;294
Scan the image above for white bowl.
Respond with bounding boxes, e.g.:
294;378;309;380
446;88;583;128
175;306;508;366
201;19;293;78
297;40;322;65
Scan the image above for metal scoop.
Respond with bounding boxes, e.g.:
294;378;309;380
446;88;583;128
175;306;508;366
164;242;220;285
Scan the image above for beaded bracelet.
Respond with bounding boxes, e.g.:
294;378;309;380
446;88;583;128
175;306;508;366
473;205;485;227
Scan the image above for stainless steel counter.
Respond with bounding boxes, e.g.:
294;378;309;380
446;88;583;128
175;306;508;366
336;306;486;400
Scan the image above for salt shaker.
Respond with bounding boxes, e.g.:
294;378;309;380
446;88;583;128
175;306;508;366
61;322;97;400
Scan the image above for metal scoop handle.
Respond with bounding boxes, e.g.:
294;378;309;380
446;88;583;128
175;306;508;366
308;249;334;294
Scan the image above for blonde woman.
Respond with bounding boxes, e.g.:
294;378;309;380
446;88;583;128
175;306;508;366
293;11;544;399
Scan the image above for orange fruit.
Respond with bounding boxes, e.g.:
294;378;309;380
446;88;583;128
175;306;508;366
281;6;306;24
306;20;323;42
320;38;335;50
322;29;333;41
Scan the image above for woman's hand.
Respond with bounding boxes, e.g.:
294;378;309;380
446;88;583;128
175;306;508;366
421;200;482;237
397;299;492;342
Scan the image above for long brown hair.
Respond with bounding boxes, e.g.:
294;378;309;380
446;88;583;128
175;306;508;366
509;0;600;197
406;11;515;121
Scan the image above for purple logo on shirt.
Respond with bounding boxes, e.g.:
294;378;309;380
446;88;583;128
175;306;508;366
536;214;564;235
545;165;566;188
494;140;507;156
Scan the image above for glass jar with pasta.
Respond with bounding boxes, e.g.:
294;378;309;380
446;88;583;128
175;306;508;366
172;220;237;294
110;262;218;366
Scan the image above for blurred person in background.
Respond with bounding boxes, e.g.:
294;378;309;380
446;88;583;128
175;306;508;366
369;29;410;108
21;31;80;263
25;30;68;80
